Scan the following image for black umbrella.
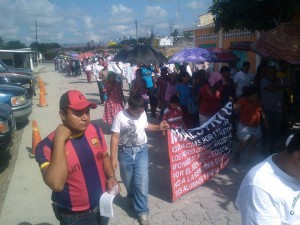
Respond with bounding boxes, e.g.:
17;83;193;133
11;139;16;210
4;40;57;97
113;44;167;65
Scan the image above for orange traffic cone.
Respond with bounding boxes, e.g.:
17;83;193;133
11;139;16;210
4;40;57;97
41;80;47;95
38;89;48;107
29;120;42;158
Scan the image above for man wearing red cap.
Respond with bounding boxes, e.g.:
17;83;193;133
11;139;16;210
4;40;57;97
35;90;119;225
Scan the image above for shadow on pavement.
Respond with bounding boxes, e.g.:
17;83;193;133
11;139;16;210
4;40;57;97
68;81;87;84
17;223;53;225
201;161;250;210
86;98;101;106
86;92;100;97
16;119;30;130
91;119;112;135
113;194;136;219
147;130;173;202
0;152;12;174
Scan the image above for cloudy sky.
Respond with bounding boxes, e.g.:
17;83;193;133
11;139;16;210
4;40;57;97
0;0;212;45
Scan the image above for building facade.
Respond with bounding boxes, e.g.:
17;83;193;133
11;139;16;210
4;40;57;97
186;13;261;74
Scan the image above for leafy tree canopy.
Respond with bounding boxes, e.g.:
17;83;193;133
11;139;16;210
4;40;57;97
30;42;61;53
0;37;4;49
209;0;299;32
2;40;27;49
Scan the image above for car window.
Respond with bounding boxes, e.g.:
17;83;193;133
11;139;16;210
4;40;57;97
0;64;6;72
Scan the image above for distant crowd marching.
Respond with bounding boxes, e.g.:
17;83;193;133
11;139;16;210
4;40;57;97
53;55;299;165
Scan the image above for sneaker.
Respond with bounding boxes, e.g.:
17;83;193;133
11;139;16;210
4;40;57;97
138;214;150;225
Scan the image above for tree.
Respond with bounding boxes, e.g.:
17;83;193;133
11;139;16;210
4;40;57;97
30;42;40;51
171;29;178;40
183;31;192;38
30;42;61;52
4;40;27;49
209;0;299;32
0;37;4;49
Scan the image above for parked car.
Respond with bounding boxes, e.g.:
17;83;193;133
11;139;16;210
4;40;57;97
0;85;32;124
0;60;33;77
0;103;16;153
0;73;35;98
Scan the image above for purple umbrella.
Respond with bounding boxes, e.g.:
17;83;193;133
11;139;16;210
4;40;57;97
168;48;217;63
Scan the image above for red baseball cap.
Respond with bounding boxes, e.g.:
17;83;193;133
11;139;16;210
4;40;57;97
59;90;97;111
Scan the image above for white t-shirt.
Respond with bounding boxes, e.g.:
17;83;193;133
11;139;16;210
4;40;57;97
108;62;123;75
111;110;148;146
85;64;92;72
235;155;300;225
123;63;134;84
234;71;254;96
92;63;103;81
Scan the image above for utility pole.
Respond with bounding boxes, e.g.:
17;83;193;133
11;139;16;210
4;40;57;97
35;19;38;43
135;20;138;44
169;20;174;36
177;0;181;34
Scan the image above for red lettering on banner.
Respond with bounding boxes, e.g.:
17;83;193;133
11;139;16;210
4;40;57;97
167;102;233;201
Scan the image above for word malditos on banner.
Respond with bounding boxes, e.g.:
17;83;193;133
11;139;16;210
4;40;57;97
167;102;233;201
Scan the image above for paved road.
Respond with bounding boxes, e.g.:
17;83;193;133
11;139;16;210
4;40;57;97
0;63;267;225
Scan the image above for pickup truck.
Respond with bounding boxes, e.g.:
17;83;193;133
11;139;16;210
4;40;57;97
0;60;33;77
0;85;32;124
0;72;35;99
0;103;16;153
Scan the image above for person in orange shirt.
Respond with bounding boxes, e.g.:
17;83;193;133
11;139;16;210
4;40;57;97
233;85;266;165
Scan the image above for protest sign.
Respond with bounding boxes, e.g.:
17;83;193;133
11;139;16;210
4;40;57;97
167;102;233;201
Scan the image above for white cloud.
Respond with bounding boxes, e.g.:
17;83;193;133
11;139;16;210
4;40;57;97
0;0;211;45
108;4;135;28
186;0;207;10
83;16;94;29
111;4;133;15
145;6;167;20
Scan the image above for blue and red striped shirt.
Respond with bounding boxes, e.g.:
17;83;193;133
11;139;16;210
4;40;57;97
35;123;107;211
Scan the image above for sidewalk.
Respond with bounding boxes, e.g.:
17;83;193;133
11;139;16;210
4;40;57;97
0;63;248;225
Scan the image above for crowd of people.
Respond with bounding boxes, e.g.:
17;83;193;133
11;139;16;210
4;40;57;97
46;54;300;225
54;54;300;163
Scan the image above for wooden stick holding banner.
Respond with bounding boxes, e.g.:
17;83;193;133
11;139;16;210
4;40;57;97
167;102;233;201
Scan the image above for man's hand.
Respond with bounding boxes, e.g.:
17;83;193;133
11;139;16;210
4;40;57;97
106;176;120;195
54;124;71;143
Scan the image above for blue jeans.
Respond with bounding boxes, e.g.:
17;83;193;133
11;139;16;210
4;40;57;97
96;80;107;103
118;144;149;216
